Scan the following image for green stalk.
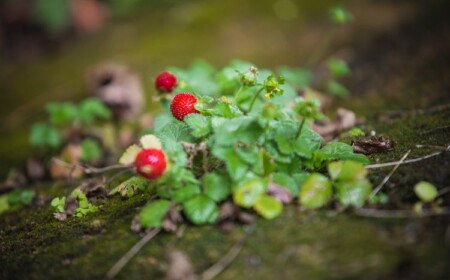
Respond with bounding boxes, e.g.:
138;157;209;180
245;87;264;114
295;118;306;139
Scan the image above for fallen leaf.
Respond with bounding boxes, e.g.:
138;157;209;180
26;157;45;181
267;183;293;204
165;250;198;280
86;63;144;120
351;136;395;155
312;108;357;139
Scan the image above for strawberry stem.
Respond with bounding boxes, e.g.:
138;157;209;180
245;87;264;114
295;118;306;139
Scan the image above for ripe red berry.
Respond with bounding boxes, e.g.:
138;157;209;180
134;148;167;180
155;71;177;93
170;93;199;121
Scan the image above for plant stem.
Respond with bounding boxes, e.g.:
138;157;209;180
245;87;264;114
295;119;306;139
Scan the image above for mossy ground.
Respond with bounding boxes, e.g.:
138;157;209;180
1;0;450;279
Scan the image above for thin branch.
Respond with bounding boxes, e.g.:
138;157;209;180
52;158;132;175
370;149;411;197
106;229;160;279
201;224;255;280
438;187;450;197
420;124;450;135
354;207;450;218
366;145;449;169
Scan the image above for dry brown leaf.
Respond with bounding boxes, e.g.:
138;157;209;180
165;250;198;280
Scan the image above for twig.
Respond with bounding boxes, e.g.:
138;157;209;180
354;207;450;218
370;149;411;197
366;145;449;169
106;229;160;279
438;187;450;197
52;158;132;175
201;224;255;280
420;124;450;135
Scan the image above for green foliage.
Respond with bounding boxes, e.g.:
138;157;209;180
348;128;365;138
183;195;219;225
329;6;353;25
30;123;61;149
30;98;112;150
299;174;332;209
140;200;171;228
0;190;36;215
254;195;283;219
80;139;102;162
327;58;350;78
71;190;99;217
414;181;438;203
109;176;151;198
51;197;66;213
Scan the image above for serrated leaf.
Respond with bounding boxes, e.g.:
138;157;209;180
213;147;248;181
203;172;231;202
299;173;332;209
140;200;171;228
414;181;438;203
327;160;367;181
254;194;283;219
173;184;201;203
273;173;298;197
315;142;369;164
109;176;150;197
119;145;142;165
335;179;372;207
233;178;267;208
140;134;162;149
212;116;263;146
183;195;219;225
184;114;211;138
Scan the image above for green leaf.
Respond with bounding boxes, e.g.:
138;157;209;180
414;181;438;203
277;67;312;88
30;122;61;149
329;6;353;25
140;200;171;229
327;58;350;78
183;195;219;225
254;194;283;219
78;98;112;124
184;114;211;138
335;179;372;207
326;80;349;97
50;197;66;213
203;172;231;202
7;190;36;206
80;139;102;162
212;116;263;146
327;160;367;181
109;176;151;197
315;142;369;164
0;196;10;215
45;102;78;125
233;178;267;208
173;184;201;203
213;147;248;181
299;173;332;209
273;173;298;197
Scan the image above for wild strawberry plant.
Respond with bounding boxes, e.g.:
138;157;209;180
98;60;374;228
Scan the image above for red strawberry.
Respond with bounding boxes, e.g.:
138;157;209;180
155;71;177;93
135;148;167;180
170;93;199;121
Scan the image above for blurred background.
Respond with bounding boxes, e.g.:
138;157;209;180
0;0;434;177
